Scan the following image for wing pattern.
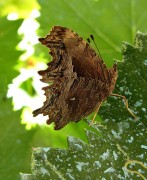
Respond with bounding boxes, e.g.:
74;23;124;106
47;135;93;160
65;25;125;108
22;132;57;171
33;26;117;130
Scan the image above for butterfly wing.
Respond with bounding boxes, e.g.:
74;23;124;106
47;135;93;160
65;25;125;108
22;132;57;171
33;26;117;129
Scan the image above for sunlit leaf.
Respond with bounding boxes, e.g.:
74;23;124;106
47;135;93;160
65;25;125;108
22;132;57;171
0;0;40;19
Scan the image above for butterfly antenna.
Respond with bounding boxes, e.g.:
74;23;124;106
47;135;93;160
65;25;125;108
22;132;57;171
90;35;102;59
87;38;91;44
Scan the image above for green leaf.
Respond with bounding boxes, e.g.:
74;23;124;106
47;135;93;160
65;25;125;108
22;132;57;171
21;32;147;179
22;121;146;179
0;17;35;180
37;0;147;66
100;31;147;127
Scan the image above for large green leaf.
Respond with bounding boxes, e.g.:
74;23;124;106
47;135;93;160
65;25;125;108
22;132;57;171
32;0;147;148
0;17;35;180
37;0;147;66
23;120;146;179
21;32;147;179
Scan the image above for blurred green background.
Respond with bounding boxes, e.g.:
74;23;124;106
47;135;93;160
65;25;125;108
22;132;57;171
0;0;147;179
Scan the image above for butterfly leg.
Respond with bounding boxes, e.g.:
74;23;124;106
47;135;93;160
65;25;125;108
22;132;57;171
110;93;136;119
90;101;103;126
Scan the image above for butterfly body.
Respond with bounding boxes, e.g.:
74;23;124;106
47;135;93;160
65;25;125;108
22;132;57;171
33;26;117;130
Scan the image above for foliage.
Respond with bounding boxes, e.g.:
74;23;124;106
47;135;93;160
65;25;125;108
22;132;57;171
100;32;147;126
37;0;147;66
0;0;147;179
21;32;147;179
0;17;36;180
0;0;39;18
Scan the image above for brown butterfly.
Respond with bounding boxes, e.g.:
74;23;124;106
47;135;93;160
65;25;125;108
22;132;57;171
33;26;135;130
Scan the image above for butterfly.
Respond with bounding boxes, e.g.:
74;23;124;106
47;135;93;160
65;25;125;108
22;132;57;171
33;26;135;130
